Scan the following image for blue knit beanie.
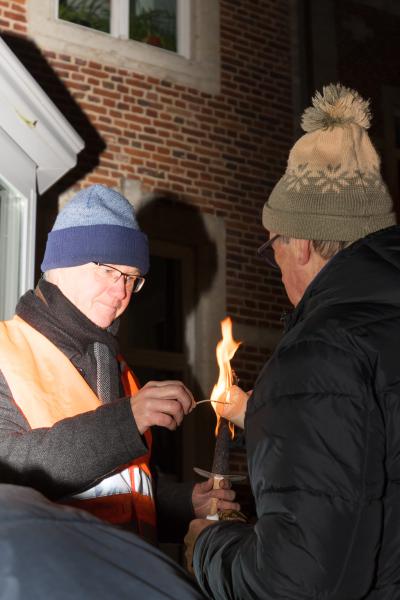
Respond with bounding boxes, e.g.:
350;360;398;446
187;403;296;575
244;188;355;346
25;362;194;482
41;184;149;274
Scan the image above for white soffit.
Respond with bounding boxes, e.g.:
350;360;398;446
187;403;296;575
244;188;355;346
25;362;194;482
0;36;84;194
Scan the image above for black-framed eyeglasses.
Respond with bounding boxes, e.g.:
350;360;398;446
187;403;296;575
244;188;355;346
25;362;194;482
92;262;146;293
257;234;281;270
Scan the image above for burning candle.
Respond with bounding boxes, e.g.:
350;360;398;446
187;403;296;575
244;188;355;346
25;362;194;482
210;317;241;437
194;317;243;517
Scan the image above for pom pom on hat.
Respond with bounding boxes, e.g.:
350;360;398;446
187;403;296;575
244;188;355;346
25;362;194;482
301;83;371;132
41;184;149;274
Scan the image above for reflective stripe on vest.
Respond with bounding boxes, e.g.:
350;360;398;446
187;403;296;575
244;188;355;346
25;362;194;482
0;316;156;539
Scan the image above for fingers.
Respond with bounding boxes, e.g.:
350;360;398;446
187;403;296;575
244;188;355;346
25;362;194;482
132;400;183;433
211;488;236;503
192;479;241;519
212;482;239;511
197;478;214;492
130;381;195;434
215;385;248;429
218;478;231;490
142;380;195;414
210;488;240;512
216;499;241;512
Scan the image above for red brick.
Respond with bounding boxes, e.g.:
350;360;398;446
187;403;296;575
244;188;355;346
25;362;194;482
4;9;25;21
12;22;25;32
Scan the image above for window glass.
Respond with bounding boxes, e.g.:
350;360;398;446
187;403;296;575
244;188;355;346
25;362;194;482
129;0;177;51
0;178;28;320
122;254;183;352
32;1;218;92
58;0;111;33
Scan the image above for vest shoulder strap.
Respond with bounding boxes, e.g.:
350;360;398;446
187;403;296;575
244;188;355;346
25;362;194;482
118;356;152;452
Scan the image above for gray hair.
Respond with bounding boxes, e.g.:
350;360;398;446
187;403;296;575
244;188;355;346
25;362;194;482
311;239;353;260
279;236;353;261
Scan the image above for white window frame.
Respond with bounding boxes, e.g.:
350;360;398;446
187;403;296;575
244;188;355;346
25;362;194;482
27;0;220;94
0;36;83;318
0;139;36;320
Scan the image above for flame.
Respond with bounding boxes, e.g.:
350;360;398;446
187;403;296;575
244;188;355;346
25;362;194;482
210;317;241;436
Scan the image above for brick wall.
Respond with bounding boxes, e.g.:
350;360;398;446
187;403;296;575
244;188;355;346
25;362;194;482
0;0;294;484
0;0;26;35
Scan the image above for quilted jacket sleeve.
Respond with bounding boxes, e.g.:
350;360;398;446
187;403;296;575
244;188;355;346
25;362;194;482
193;338;385;599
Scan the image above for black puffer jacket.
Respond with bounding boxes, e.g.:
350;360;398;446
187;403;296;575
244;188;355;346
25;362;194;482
194;225;400;599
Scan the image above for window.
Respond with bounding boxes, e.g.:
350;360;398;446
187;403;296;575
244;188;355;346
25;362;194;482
0;178;30;320
58;0;183;54
59;0;178;52
27;0;220;94
124;251;184;355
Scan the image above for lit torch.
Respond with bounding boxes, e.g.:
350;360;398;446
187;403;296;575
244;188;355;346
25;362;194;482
195;317;245;520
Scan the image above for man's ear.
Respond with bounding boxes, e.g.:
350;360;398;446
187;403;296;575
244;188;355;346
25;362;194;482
293;239;312;266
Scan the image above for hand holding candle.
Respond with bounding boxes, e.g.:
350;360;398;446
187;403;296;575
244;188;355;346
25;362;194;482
192;477;239;519
214;385;251;429
193;317;246;522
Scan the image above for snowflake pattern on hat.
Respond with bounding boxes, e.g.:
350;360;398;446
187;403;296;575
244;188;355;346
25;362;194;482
283;163;387;195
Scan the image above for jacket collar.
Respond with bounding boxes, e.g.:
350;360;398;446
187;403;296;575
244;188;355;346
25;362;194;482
282;225;400;333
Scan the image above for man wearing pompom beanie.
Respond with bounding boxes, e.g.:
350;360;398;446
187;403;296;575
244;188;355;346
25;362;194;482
0;184;237;543
186;84;400;599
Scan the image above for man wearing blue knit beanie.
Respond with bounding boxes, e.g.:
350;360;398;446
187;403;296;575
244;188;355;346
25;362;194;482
0;184;237;544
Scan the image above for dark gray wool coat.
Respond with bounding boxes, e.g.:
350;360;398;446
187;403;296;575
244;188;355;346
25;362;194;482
194;225;400;600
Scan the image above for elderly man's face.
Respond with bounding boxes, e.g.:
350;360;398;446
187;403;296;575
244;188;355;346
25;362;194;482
269;232;327;307
48;263;140;328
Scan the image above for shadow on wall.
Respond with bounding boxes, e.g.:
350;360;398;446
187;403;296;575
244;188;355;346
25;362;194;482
1;33;105;281
133;192;218;392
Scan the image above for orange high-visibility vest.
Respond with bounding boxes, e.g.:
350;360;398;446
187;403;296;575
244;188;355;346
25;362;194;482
0;315;156;540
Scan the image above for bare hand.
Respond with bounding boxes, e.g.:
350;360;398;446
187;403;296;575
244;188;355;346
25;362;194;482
215;385;251;428
192;477;240;518
184;518;216;574
130;380;194;434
